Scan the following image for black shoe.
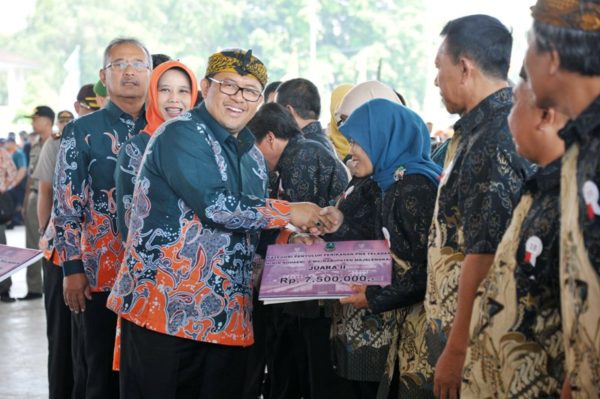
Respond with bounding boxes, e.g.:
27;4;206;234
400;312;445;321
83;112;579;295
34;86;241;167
20;292;43;300
0;293;16;303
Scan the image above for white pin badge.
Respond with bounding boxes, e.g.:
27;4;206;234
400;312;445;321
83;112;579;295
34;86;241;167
343;185;355;200
524;236;543;267
583;181;600;221
382;227;391;249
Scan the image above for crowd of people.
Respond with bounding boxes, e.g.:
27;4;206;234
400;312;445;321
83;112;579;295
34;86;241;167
0;0;599;398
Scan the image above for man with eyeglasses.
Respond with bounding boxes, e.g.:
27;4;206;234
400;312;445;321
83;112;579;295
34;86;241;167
51;37;151;399
107;48;339;399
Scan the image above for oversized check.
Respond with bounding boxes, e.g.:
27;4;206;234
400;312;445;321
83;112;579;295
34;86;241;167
259;240;392;304
0;244;43;283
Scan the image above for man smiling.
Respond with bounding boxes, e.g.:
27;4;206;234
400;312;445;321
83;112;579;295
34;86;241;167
107;49;335;399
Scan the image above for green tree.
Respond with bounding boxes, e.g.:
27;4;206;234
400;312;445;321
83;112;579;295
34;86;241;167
1;0;429;114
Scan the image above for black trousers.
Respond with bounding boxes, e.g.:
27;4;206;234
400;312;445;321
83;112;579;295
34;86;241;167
71;291;119;399
242;291;271;399
268;312;354;399
120;318;249;399
42;259;74;399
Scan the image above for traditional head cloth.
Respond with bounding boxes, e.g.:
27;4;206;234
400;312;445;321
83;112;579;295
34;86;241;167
205;49;268;88
531;0;600;31
328;84;353;159
335;80;403;125
340;99;441;191
145;60;199;134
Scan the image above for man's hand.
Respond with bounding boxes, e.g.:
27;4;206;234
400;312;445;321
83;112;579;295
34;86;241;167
63;273;91;313
289;202;331;233
434;346;465;399
339;284;368;308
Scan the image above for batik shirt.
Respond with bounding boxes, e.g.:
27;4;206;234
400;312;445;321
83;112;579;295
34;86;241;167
114;132;151;242
559;95;600;397
52;101;146;291
274;134;348;318
462;160;564;399
301;120;336;155
107;104;291;346
426;88;532;353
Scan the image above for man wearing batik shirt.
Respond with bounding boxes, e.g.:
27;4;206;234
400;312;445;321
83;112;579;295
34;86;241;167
36;84;99;399
525;1;600;396
462;70;567;398
249;102;349;398
107;49;336;399
276;78;337;155
52;37;151;398
426;15;533;398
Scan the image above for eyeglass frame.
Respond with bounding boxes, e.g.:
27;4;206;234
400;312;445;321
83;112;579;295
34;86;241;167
208;77;263;102
104;60;151;72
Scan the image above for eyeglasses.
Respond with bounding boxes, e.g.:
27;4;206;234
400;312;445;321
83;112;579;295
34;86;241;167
104;61;150;72
208;77;262;102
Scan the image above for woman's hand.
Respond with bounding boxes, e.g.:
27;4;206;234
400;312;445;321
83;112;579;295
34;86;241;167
339;284;368;309
289;233;324;245
289;203;344;236
306;206;344;235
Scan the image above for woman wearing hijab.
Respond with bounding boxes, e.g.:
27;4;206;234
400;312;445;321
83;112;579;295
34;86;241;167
114;60;198;242
328;98;440;398
327;84;353;160
324;82;410;398
112;60;198;371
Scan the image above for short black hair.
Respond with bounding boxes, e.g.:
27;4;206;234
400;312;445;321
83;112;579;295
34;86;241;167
264;81;281;101
152;53;171;68
248;103;302;142
441;14;512;80
275;78;321;120
533;21;600;76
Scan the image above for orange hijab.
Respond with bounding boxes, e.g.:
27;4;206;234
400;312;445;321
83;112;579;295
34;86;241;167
144;60;199;134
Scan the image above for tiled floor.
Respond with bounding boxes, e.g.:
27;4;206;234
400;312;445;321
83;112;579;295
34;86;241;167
0;226;47;399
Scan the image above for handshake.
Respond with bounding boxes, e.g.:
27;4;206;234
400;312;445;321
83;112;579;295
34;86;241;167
288;203;344;238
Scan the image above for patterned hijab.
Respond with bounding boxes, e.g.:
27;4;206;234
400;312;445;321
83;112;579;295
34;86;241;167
144;60;198;134
340;98;442;191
